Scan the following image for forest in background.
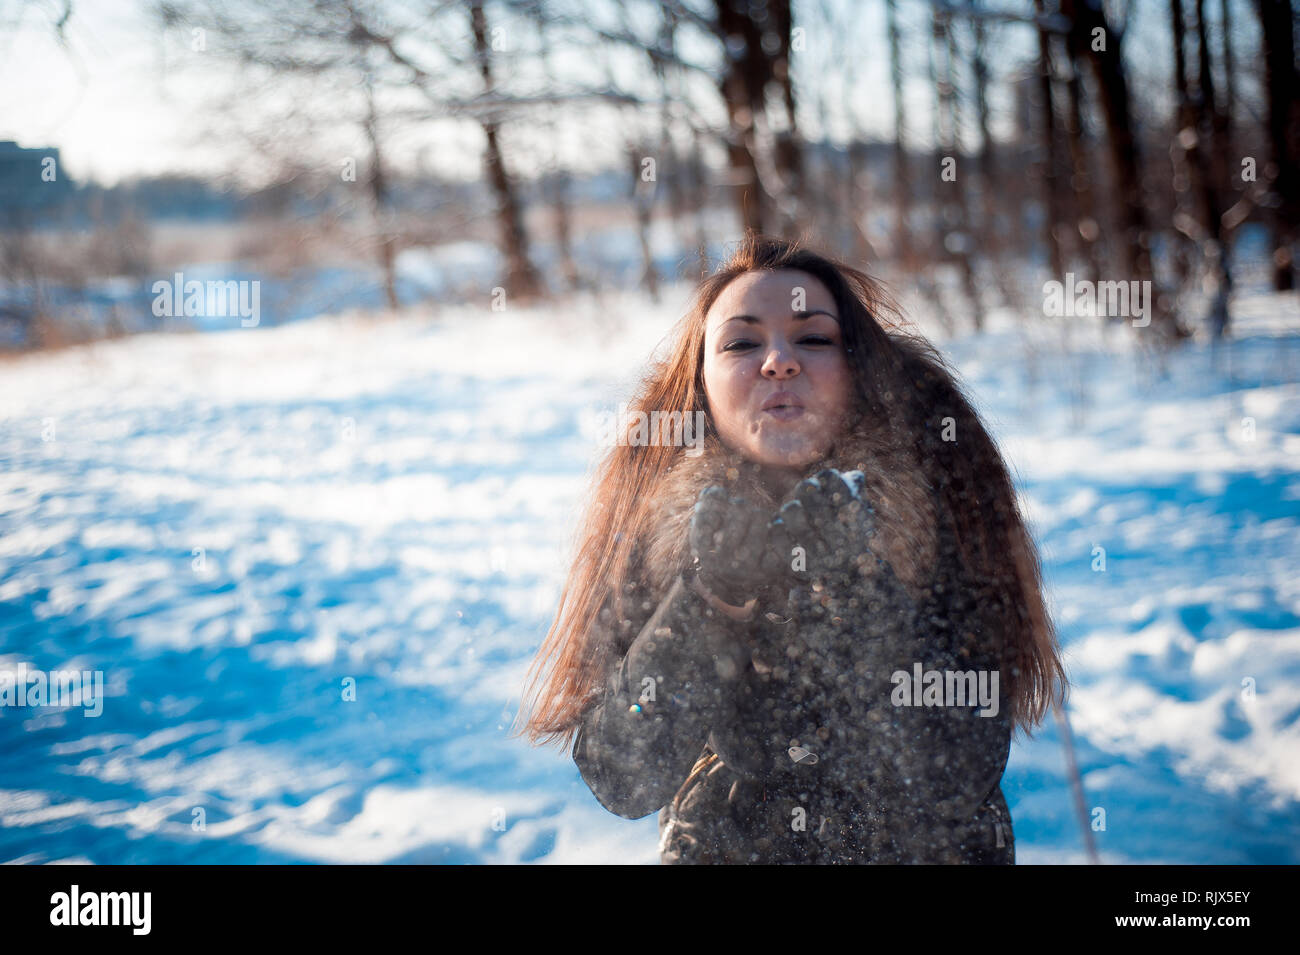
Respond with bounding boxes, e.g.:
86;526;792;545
1;0;1298;348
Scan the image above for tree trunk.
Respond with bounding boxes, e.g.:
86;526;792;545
1061;0;1190;340
933;9;984;331
1063;37;1103;284
1253;0;1300;291
546;171;581;293
688;120;712;275
714;0;767;234
1169;0;1196;295
470;0;543;303
1034;0;1066;281
770;0;805;236
537;8;580;294
848;138;878;263
630;143;661;302
712;0;800;236
1219;0;1235;137
362;73;399;312
969;1;999;258
1193;0;1233;336
886;0;913;270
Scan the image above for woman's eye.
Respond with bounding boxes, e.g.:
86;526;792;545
724;337;833;352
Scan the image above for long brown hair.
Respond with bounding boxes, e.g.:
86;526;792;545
514;234;1067;748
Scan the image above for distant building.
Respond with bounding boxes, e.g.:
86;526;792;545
0;141;74;216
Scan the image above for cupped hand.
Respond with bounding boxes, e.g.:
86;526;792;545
689;486;790;607
770;468;884;590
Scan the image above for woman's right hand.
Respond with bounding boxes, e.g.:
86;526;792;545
688;486;789;607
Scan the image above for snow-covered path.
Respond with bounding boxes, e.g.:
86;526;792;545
1;287;1297;863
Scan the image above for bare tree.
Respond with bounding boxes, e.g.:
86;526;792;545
886;0;915;271
1253;0;1300;291
1059;0;1191;340
1191;0;1233;336
1168;0;1199;295
469;0;544;301
930;5;984;331
527;0;582;294
359;64;399;310
1034;0;1067;280
968;0;998;259
712;0;803;236
628;142;661;301
1060;14;1103;285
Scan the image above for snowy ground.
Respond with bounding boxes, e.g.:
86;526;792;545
0;281;1297;864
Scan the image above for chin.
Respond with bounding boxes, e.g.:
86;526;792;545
751;443;822;472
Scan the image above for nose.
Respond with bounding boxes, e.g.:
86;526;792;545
761;341;799;379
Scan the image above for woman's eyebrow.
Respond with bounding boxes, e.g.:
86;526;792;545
723;309;840;325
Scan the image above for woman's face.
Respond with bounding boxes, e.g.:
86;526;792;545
702;269;855;484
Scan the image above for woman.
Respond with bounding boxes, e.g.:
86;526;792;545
515;234;1068;864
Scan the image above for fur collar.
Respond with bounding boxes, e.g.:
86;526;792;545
638;416;940;608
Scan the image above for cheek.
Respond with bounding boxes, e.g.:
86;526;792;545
811;356;853;409
705;357;746;405
702;360;736;426
833;366;854;411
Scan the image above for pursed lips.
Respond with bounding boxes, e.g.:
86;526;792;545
761;390;802;410
761;391;805;418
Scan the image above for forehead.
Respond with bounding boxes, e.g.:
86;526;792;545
705;269;836;328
